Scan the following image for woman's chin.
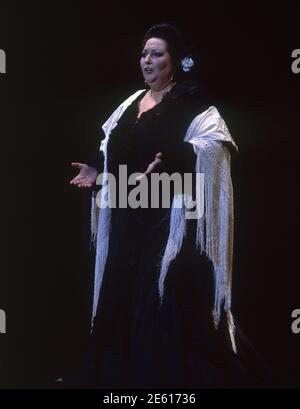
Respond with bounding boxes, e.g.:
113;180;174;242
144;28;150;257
144;76;157;85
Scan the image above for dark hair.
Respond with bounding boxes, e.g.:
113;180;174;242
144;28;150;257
142;23;198;81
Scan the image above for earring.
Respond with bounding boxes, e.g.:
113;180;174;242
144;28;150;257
144;80;148;87
171;74;174;81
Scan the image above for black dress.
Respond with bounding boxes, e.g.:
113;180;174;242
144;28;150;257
85;82;269;389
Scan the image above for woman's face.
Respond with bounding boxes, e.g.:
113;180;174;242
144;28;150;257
140;37;175;89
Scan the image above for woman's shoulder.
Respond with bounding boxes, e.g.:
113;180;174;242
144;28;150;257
166;80;203;100
120;89;146;108
118;81;207;111
161;80;211;121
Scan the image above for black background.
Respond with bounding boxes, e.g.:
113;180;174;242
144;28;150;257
0;0;299;389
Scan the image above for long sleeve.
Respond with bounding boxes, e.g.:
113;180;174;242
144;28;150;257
86;150;104;173
86;128;106;173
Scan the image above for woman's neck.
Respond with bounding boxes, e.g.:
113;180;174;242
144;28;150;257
149;80;176;101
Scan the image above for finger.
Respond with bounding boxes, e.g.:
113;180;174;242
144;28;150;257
144;159;161;175
76;176;86;183
78;179;93;188
70;176;84;184
71;162;86;169
135;173;146;182
155;152;163;159
135;157;162;182
71;177;87;186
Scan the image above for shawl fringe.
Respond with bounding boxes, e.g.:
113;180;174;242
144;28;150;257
90;90;238;353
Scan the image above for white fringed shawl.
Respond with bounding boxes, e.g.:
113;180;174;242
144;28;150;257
90;90;239;352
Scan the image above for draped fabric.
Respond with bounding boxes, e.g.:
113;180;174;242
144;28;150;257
82;82;270;388
91;82;238;351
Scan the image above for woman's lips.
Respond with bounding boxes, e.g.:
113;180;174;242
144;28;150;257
144;67;153;74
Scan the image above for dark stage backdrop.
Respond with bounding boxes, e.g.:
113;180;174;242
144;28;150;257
0;0;299;388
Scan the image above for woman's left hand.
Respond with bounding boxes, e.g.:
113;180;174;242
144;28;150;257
135;152;163;182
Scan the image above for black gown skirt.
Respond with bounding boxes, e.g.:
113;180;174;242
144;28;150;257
84;82;271;389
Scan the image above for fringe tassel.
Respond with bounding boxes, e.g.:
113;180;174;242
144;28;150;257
227;310;237;354
158;195;186;306
90;193;98;247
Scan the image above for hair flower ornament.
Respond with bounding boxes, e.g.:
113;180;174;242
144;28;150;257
181;56;194;72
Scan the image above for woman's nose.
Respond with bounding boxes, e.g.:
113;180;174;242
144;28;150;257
145;54;152;63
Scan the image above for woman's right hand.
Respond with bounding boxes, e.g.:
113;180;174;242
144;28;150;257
70;163;99;188
135;152;163;182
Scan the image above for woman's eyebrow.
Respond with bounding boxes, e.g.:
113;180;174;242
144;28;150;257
142;48;163;53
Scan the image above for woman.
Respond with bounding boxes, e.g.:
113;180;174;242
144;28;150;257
70;23;263;388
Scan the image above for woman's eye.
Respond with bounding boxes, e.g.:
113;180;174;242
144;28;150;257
141;51;163;58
